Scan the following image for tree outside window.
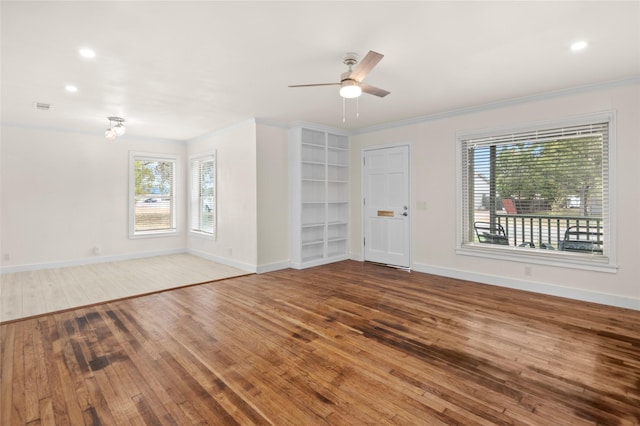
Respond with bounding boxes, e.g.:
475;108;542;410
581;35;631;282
460;118;611;265
131;155;176;235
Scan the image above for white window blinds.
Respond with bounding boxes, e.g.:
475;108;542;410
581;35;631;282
460;119;610;261
190;154;216;236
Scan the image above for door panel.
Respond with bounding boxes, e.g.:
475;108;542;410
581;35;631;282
363;145;410;268
387;218;406;254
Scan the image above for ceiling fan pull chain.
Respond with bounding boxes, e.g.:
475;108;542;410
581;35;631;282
342;97;346;123
356;96;360;119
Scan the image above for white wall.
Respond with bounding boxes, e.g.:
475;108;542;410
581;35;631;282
1;119;282;275
350;83;640;309
186;120;258;271
3;84;637;310
0;126;187;270
256;123;289;272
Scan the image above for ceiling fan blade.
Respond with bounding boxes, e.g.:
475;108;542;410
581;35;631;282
360;83;390;98
288;83;340;88
349;51;384;82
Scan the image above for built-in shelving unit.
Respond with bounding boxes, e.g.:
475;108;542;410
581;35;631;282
290;126;349;269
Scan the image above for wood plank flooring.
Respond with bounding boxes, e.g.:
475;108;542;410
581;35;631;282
0;254;249;323
1;260;639;425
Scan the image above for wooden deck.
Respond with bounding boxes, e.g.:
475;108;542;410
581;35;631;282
1;260;639;425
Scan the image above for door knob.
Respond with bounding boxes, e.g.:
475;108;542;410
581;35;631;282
402;212;408;216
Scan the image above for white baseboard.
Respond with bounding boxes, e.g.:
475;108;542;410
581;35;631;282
256;261;290;274
0;249;187;274
187;249;256;273
350;252;364;262
288;254;350;270
412;261;640;311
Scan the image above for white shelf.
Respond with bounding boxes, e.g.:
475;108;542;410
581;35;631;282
302;142;325;148
328;237;347;243
290;126;349;269
327;133;349;150
302;222;325;228
302;254;325;263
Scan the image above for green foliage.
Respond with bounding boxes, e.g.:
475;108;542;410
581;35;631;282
134;160;173;196
494;136;602;215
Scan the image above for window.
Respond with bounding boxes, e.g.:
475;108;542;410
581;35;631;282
129;153;177;237
189;153;216;237
458;113;614;269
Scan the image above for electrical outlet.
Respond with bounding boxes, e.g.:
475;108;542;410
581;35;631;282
524;266;532;276
3;253;10;261
93;246;101;255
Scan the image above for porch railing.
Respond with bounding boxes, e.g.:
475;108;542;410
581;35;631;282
494;214;603;249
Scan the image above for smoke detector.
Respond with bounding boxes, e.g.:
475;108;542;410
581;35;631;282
33;102;52;111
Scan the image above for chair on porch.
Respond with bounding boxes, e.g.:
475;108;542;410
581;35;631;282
559;225;603;254
474;222;509;245
474;222;535;247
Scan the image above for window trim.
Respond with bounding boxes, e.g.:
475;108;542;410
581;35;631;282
188;152;217;239
128;151;179;239
455;111;617;273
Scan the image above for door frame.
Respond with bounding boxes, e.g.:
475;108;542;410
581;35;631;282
361;141;413;268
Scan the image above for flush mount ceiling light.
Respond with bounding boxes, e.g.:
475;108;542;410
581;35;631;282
105;116;126;140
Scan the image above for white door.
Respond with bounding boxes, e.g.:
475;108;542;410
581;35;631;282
363;145;411;268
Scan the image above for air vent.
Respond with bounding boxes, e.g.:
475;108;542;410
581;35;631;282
33;102;52;111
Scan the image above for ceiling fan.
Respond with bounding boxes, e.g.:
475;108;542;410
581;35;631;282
289;50;390;99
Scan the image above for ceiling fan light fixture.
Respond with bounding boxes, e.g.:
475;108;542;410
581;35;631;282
340;80;362;98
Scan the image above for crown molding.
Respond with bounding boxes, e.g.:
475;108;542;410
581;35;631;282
351;76;640;136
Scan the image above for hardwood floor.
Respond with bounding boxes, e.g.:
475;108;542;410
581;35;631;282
0;254;249;323
1;260;639;425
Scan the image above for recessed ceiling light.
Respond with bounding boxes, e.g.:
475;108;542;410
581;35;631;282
571;41;588;51
79;48;96;59
65;85;78;93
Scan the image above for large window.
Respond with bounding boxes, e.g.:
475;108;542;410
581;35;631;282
458;113;614;269
189;153;216;237
130;153;177;237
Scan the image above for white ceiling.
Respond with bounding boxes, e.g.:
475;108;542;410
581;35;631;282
2;1;639;141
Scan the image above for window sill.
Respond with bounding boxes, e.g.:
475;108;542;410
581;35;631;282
129;229;178;239
189;230;216;240
456;244;617;273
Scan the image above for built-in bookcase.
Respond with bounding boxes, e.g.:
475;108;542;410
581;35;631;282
290;126;349;269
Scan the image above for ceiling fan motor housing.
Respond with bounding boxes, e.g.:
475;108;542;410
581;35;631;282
340;71;354;83
342;52;359;68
